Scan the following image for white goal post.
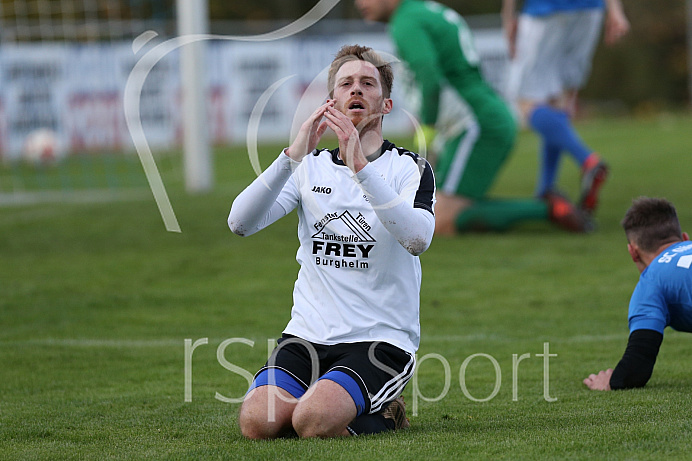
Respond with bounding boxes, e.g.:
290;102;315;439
176;0;212;193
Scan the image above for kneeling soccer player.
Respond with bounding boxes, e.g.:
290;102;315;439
228;44;435;438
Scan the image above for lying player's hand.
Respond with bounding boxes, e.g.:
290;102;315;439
583;368;613;391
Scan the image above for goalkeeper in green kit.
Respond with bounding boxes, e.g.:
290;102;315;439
356;0;593;234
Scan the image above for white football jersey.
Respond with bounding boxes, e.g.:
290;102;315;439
274;141;435;354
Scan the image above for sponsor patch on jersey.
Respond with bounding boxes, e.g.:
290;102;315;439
311;210;375;269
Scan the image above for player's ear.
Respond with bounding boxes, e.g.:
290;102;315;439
683;232;689;241
627;243;640;263
382;98;393;115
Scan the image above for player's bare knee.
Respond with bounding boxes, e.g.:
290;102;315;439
291;405;311;437
238;404;261;439
238;409;284;440
293;415;332;438
239;421;267;440
238;415;265;439
238;400;274;439
291;405;330;438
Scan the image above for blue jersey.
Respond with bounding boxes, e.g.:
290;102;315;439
522;0;604;16
628;241;692;334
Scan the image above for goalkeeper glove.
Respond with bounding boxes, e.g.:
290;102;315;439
415;124;436;156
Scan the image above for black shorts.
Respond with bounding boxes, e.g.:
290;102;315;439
249;334;415;415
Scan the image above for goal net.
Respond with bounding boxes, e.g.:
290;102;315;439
0;0;178;204
0;1;510;214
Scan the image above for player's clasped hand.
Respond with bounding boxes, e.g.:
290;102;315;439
287;100;369;174
323;105;368;173
285;100;334;162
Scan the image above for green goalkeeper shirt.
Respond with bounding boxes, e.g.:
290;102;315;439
389;0;508;129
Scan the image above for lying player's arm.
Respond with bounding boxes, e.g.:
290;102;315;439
353;162;435;256
584;329;663;390
609;329;663;389
227;151;298;237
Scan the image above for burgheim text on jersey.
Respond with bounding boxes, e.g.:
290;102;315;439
315;257;369;269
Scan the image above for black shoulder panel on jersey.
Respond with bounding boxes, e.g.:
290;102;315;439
381;140;396;153
385;140;436;216
329;147;346;166
312;147;346;166
414;160;436;215
609;328;663;390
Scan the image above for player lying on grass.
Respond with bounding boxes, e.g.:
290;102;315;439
584;197;692;391
228;44;435;437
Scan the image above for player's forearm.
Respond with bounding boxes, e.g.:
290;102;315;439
501;0;518;21
604;0;625;15
228;151;296;236
609;329;663;390
353;164;434;256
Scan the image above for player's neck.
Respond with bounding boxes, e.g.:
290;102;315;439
359;127;384;160
641;239;684;270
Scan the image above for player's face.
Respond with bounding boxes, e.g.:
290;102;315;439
331;60;392;129
355;0;397;23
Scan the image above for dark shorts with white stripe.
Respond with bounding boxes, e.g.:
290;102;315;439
249;334;415;416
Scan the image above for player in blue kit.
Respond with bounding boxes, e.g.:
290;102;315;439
502;0;629;214
228;45;435;437
584;197;692;390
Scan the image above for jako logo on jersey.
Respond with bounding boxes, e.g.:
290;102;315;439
312;186;332;194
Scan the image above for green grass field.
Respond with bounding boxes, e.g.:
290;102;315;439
2;113;691;459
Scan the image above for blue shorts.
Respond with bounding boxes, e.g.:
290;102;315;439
247;335;415;416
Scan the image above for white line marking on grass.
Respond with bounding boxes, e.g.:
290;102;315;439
0;189;151;207
1;337;274;348
2;338;182;348
422;333;624;344
1;334;625;349
559;333;625;343
422;333;512;343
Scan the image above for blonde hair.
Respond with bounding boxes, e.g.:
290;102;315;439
327;44;393;99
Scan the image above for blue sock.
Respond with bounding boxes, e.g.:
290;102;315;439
535;141;561;197
529;105;592;173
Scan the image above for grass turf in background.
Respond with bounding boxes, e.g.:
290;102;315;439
1;113;691;459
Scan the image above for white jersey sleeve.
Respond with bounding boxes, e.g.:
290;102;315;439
354;162;435;255
227;151;300;236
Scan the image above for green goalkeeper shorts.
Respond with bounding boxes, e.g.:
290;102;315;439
434;107;516;199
